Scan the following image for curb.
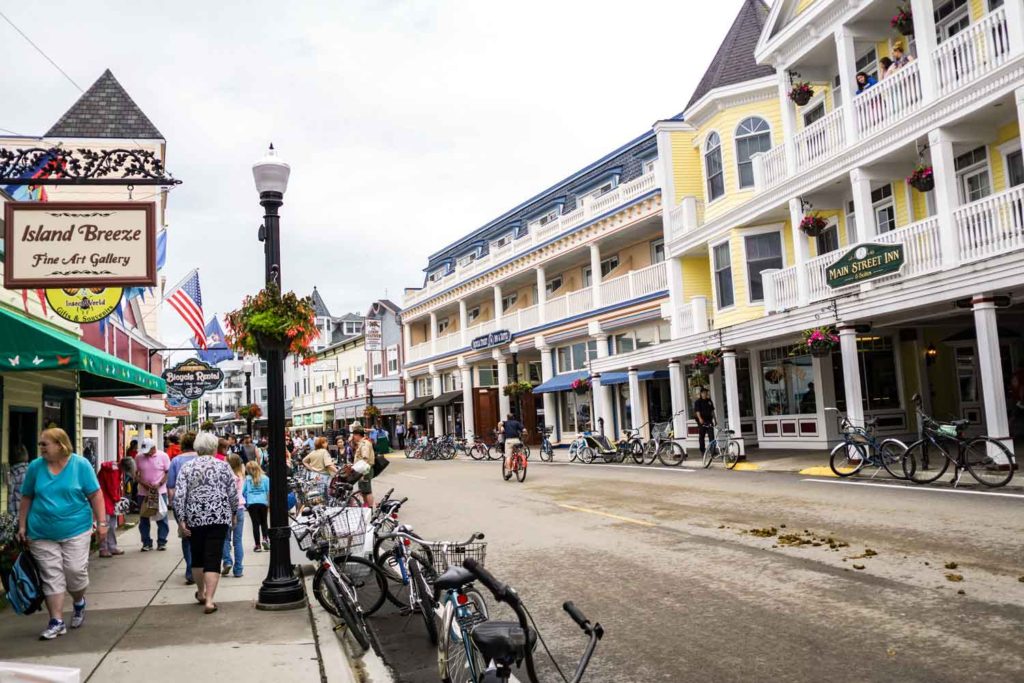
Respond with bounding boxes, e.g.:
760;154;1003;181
797;466;840;477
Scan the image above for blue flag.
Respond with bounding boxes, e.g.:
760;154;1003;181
156;229;167;271
193;316;234;365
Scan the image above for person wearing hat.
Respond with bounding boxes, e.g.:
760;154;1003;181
351;425;376;508
135;437;171;551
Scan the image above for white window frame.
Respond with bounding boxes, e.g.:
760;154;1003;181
582;254;621;286
372;361;383;378
999;138;1023;188
739;226;787;305
935;0;970;43
710;237;734;311
491;232;514;250
528;207;561;230
437;318;450;335
428;269;447;283
734;116;772;190
545;275;563;295
704;131;725;203
855;46;878;81
871;184;897;234
650;239;665;264
501;292;518;312
955;146;993;203
555;340;598;374
467;306;481;323
458;253;476;268
641;157;658;175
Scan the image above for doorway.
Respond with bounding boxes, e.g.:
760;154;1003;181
473;388;499;443
9;407;39;464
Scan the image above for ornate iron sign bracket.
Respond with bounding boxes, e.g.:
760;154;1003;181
0;146;182;186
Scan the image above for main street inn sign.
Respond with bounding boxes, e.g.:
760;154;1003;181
826;243;905;289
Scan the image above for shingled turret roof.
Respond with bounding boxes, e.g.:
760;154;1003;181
46;69;163;139
684;0;774;111
310;287;332;318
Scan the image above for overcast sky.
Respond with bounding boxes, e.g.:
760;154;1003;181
0;0;746;350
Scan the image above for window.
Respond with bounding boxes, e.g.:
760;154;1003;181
372;361;383;377
845;200;858;245
416;377;430;398
314;383;322;393
458;253;476;267
856;46;878;80
744;233;784;302
614;325;659;355
735;117;772;188
556;340;598;373
491;233;513;249
935;0;969;43
545;275;563;295
713;242;734;309
528;362;542;383
704;132;724;201
816;225;839;255
467;306;480;323
501;292;518;312
642;157;657;175
1007;149;1024;187
650;239;665;264
832;336;901;412
832;74;843;109
871;184;896;234
614;333;635;355
582;255;620;286
580;178;617;204
356;367;365;383
428;269;446;283
955;146;991;203
259;360;268;375
559;392;592;434
437;318;450;334
294;382;300;396
478;364;498;386
802;102;825;127
387;347;399;374
760;346;816;415
529;207;561;229
260;388;268;402
344;321;362;335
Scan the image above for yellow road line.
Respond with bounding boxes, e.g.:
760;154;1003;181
557;503;656;527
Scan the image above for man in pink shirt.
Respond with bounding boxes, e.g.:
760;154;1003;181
135;437;171;551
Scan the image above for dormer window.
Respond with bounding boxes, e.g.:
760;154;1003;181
458;253;476;268
428;269;446;283
344;321;362;335
491;233;513;249
529;207;561;229
642;157;657;175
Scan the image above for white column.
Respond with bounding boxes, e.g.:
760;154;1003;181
459;300;469;347
536;265;547;323
403;372;414;402
838;325;864;430
459;359;475;439
668;360;687;447
928;128;962;268
973;297;1012;458
814;344;841;445
403;322;412;359
429;311;438;356
691;297;709;333
627;367;641;432
592;372;606;437
833;27;859;143
592;329;615;437
776;67;797;173
787;198;811;305
1016;88;1024;167
722;350;744;454
849;168;875;244
431;371;443;436
589;243;602;307
667;256;685;339
494;349;510;419
493;284;503;328
909;0;939;99
1007;1;1024;60
537;338;558;441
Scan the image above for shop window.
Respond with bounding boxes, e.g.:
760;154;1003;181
714;357;755;418
713;242;734;309
955;146;991;203
871;185;896;234
9;406;38;462
704;132;724;201
478;364;498;386
744;232;783;303
832;336;901;412
760;347;816;415
556;340;597;373
559;392;592;434
735;117;772;189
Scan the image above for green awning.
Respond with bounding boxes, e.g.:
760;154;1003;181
0;306;166;397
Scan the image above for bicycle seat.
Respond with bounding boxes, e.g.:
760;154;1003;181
950;419;970;428
470;621;536;666
433;566;476;591
722;429;735;435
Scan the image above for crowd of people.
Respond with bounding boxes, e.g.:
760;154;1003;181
854;43;916;94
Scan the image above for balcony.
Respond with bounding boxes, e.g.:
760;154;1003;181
763;186;1024;313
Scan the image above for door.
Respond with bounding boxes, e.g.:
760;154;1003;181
9;407;39;464
954;346;983;425
519;391;540;444
474;388;499;443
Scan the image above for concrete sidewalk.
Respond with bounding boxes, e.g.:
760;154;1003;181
0;523;363;683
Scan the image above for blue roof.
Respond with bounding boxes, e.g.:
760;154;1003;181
598;370;670;386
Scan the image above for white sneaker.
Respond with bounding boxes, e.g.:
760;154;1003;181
71;600;86;628
40;619;67;640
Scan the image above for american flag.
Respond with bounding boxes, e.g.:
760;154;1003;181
166;270;207;349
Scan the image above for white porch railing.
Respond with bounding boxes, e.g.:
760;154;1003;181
760;144;788;190
854;61;923;138
804;251;837;303
794;106;846;167
599;275;631;306
955;184;1024;264
436;333;462;354
464;319;496;341
934;7;1010;97
764;266;800;311
566;288;593;317
369;377;403;394
876;217;942;278
599;262;667;308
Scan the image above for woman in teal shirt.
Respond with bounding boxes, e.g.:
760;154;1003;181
17;427;106;641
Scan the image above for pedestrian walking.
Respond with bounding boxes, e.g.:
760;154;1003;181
167;432;198;584
221;454;246;577
165;434;182;460
97;461;124;558
215;438;230;462
243;461;270;552
172;432;238;615
395;421;405;450
694;387;716;455
6;444;29;516
135;438;170;551
351;425;376;508
302;436;338;486
16;428;106;640
241;435;258;465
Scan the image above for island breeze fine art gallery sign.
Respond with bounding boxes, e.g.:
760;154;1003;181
3;202;157;289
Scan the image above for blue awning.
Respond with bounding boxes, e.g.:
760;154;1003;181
597;370;670;386
531;370;590;394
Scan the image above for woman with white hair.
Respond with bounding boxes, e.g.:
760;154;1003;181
172;432;237;614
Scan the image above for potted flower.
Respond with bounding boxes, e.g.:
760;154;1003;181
906;164;934;192
891;5;913;35
225;284;319;360
200;419;215;432
364;405;381;424
799;213;829;238
237;403;263;421
789;81;814;106
570;377;591;395
693;349;722;374
794;326;840;358
502;381;534;398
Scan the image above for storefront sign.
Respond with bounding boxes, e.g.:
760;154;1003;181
365;318;382;351
3;202;157;289
161;357;224;400
471;329;511;351
826;243;904;289
46;287;123;323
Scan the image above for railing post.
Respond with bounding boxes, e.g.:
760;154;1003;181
762;268;779;312
681;196;698;232
776;67;798;176
751;152;765;192
691;296;709;333
1002;1;1024;59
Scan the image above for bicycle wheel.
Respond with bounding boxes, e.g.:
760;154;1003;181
630;440;645;465
521;444;531;460
410;560;438;645
324;570;371;652
829;442;867;477
501;456;513;480
658;441;685;467
701;442;717;468
469;444;486;461
539;442;553;462
438;594;487;683
487;445;502;461
515;455;527;482
724;440;740;470
877;439;908;480
335;555;388;616
964;437;1015;488
580;447;596;464
313;564;343;619
902;439;949;484
373;536;433;607
602;447;617;463
642;440;658;465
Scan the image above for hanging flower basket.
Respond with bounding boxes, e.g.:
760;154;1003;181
225;284;319;360
237;403;263;421
363;405;381;423
763;368;784;384
906;164;934;192
693;349;722;374
891;6;914;35
792;326;839;358
799;213;829;238
688;372;709;390
789;82;814;106
502;381;534;398
570;377;591;395
200;419;216;432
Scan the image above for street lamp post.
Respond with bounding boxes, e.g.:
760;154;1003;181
243;359;254;437
367;381;374;426
254;144;305;610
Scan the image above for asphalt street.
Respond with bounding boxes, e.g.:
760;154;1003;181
370;454;1024;683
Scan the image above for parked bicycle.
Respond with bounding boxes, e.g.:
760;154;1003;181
825;407;907;479
643;417;686;466
431;533;489;683
701;425;740;469
901;394;1015;487
537;427;555;462
374;526;439;644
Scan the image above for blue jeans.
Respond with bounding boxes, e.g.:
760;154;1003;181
221;509;244;576
139;494;169;548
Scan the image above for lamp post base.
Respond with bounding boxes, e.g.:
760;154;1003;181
256;574;305;610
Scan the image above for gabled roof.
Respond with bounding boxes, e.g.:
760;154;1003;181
310;287;332;318
684;0;774;111
369;299;401;317
46;69;163;139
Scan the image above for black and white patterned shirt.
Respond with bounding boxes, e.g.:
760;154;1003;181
171;456;238;527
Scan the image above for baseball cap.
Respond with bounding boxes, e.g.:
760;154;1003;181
351;425;365;435
140;437;157;452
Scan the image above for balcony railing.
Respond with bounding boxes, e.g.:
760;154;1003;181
955;184;1024;264
794;106;846;167
854;61;923;138
759;145;788;190
934;7;1010;97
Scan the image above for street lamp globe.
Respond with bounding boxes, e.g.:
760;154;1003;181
242;359;254;375
252;144;290;196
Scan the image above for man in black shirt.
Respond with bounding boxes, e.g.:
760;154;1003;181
693;387;716;454
501;413;524;469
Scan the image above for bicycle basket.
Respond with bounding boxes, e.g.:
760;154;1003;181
323;507;370;554
937;424;960;438
290;519;315;551
652;422;671;439
427;540;488;571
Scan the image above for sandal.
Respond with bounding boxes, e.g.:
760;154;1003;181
204;604;218;614
194;591;206;605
